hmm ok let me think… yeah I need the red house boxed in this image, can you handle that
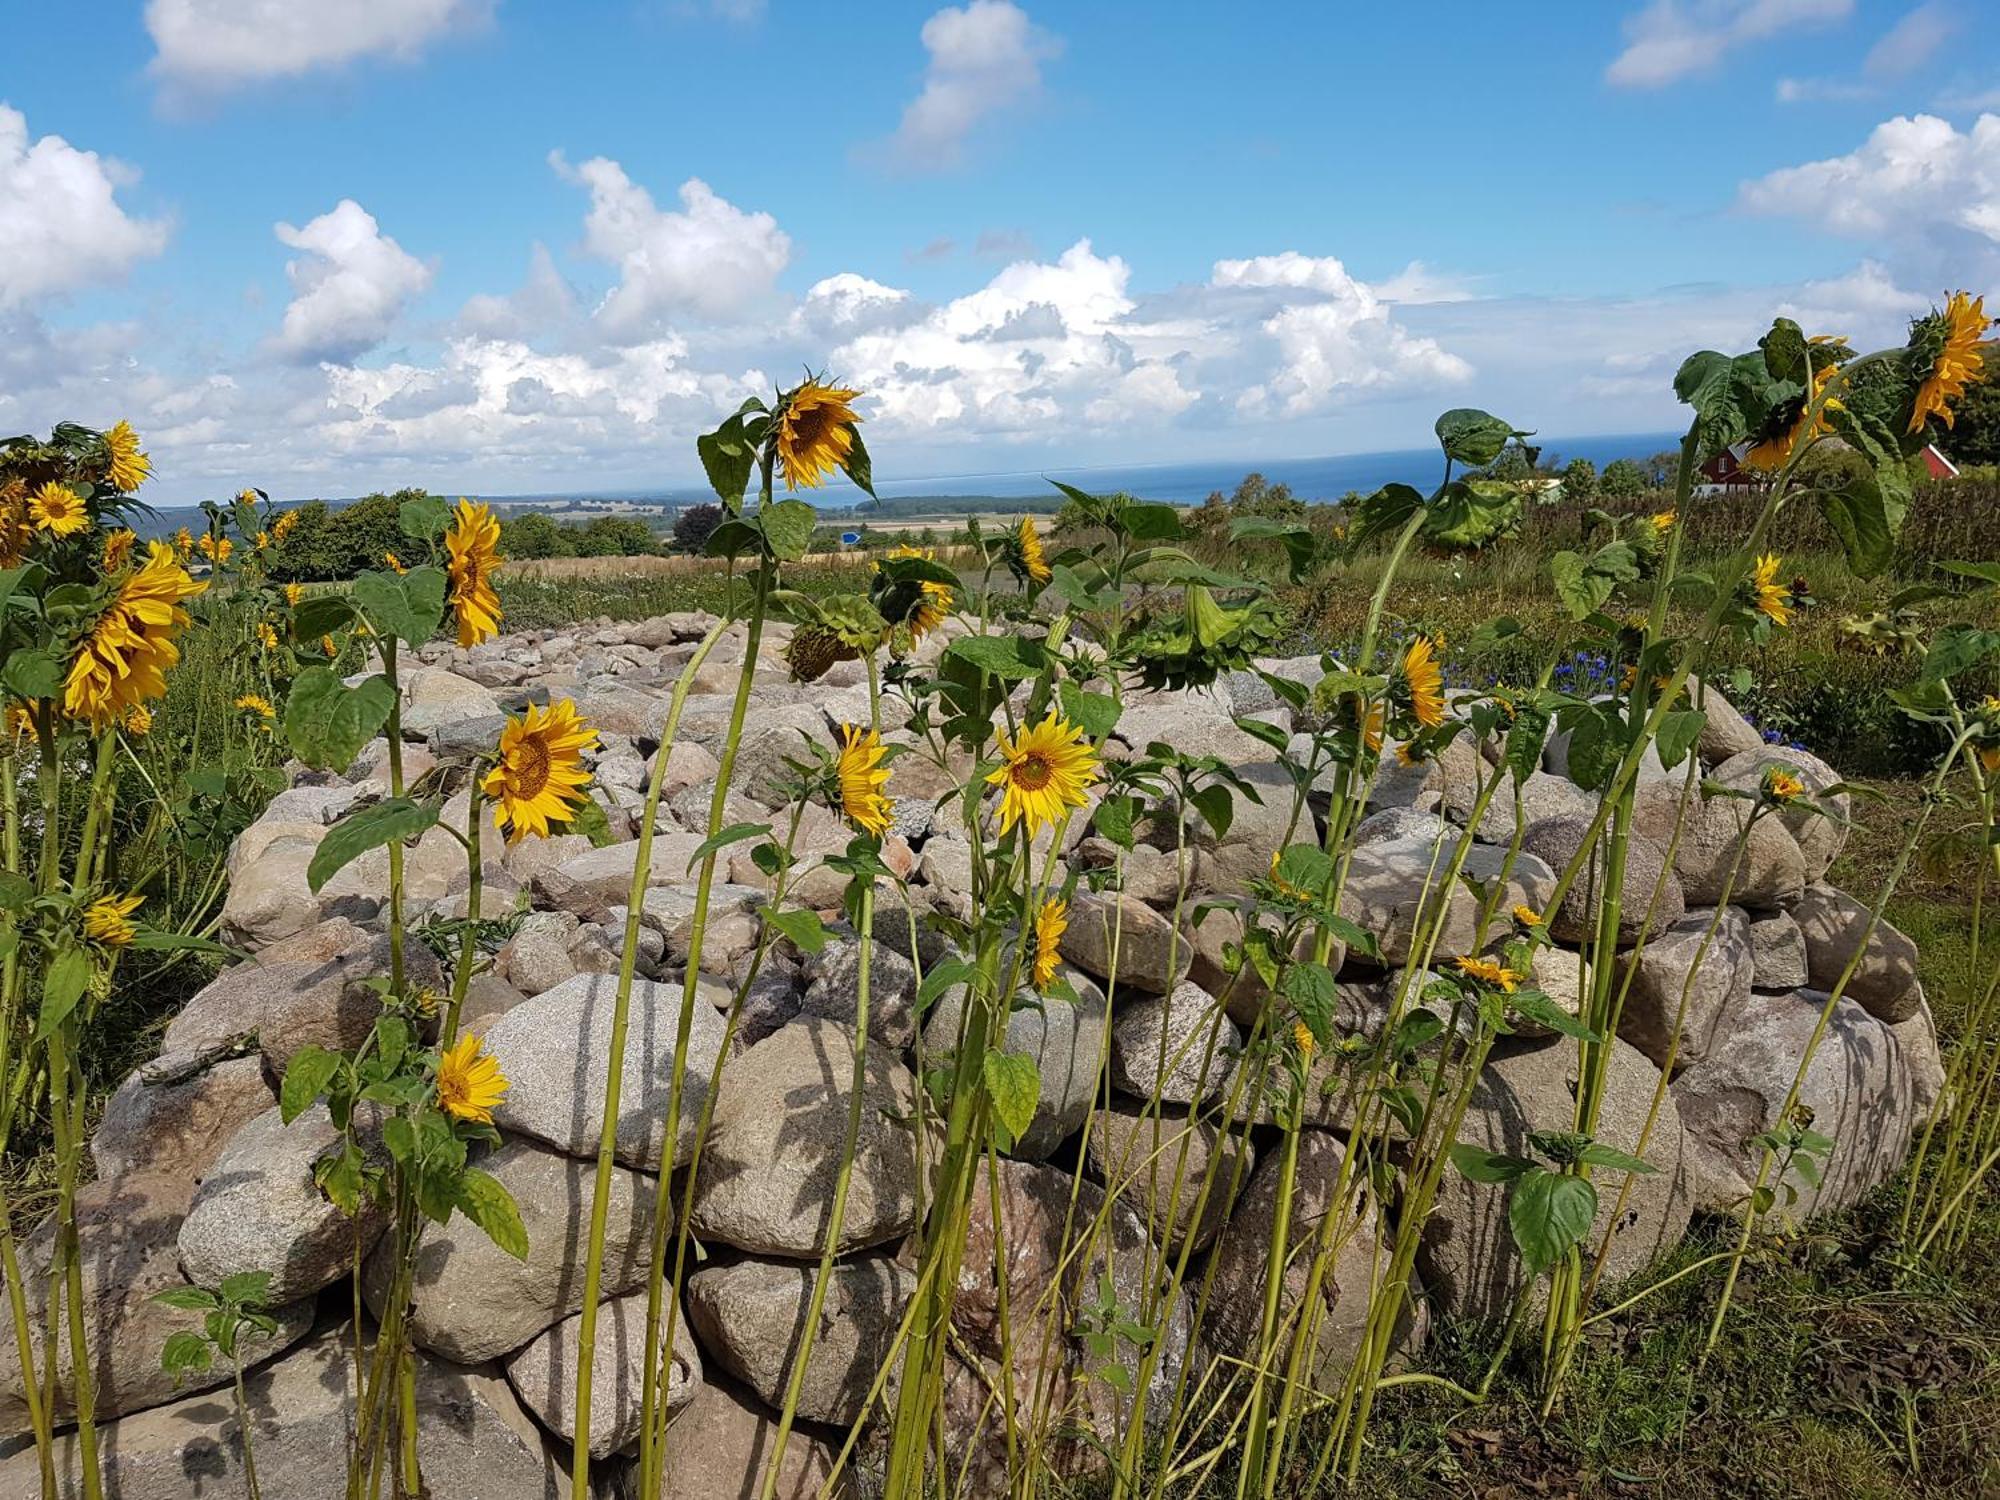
[1696,439,1959,494]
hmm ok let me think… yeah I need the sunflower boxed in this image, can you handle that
[83,892,143,947]
[271,509,300,543]
[1512,904,1545,929]
[1745,346,1845,471]
[284,582,304,606]
[1292,1020,1317,1058]
[1017,518,1051,584]
[1353,698,1385,755]
[1750,553,1790,627]
[0,483,30,566]
[30,483,86,538]
[198,535,233,566]
[103,421,150,493]
[1651,510,1677,533]
[101,530,135,572]
[883,544,953,639]
[1762,767,1805,804]
[987,711,1098,839]
[321,635,337,658]
[1400,635,1446,729]
[773,380,863,491]
[1453,955,1518,993]
[834,723,894,836]
[235,693,276,726]
[256,621,278,651]
[384,550,407,574]
[172,527,194,562]
[1394,740,1424,767]
[1032,897,1067,990]
[445,499,504,648]
[63,542,207,727]
[254,530,270,551]
[481,698,597,843]
[1908,292,1991,433]
[435,1033,509,1125]
[124,704,151,737]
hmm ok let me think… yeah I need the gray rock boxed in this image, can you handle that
[482,972,729,1171]
[800,929,922,1050]
[531,832,708,915]
[179,1103,390,1304]
[374,1138,658,1364]
[0,1173,312,1432]
[1617,907,1755,1070]
[91,1049,274,1187]
[217,822,326,950]
[500,909,584,994]
[1890,989,1947,1114]
[1520,813,1685,946]
[1711,746,1850,879]
[1185,761,1310,892]
[1203,1133,1422,1389]
[0,1332,573,1500]
[400,667,502,737]
[430,711,512,759]
[1421,1037,1693,1322]
[1747,908,1809,991]
[165,917,445,1076]
[1686,674,1766,765]
[1672,988,1924,1217]
[1793,882,1922,1022]
[690,1018,936,1257]
[686,1254,914,1427]
[923,961,1107,1159]
[1083,1101,1255,1254]
[633,1377,846,1500]
[503,1291,701,1458]
[1339,830,1557,965]
[730,702,833,805]
[1109,980,1243,1105]
[1059,889,1192,994]
[1630,779,1806,911]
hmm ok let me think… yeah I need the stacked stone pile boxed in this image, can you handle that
[3,611,1941,1497]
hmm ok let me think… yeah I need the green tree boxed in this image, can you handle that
[672,503,723,553]
[501,511,570,560]
[1559,457,1597,502]
[1230,472,1306,520]
[576,516,656,557]
[1937,377,2000,466]
[1600,458,1647,498]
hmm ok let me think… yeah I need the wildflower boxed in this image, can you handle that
[101,529,135,572]
[63,542,206,727]
[1401,635,1446,729]
[1513,904,1545,929]
[254,530,270,550]
[1032,897,1067,990]
[172,527,194,561]
[384,550,407,574]
[444,499,503,648]
[1750,553,1790,627]
[84,892,143,947]
[124,704,151,737]
[271,509,299,543]
[1907,292,1990,433]
[256,622,278,651]
[1453,955,1518,993]
[235,693,277,727]
[1651,510,1677,533]
[883,545,952,639]
[482,699,597,843]
[284,582,304,606]
[1762,766,1806,804]
[103,420,150,492]
[987,711,1098,839]
[435,1033,508,1124]
[773,379,863,491]
[1293,1019,1317,1058]
[1017,517,1051,584]
[198,535,233,566]
[834,723,894,836]
[29,482,86,538]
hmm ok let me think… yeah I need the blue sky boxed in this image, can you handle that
[1,1,1995,502]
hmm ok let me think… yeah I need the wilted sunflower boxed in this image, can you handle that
[883,544,953,639]
[987,711,1098,839]
[1400,635,1446,729]
[482,698,597,843]
[103,421,150,492]
[1032,897,1067,989]
[30,482,86,538]
[1453,955,1518,993]
[1908,292,1990,433]
[435,1033,508,1124]
[124,704,151,737]
[101,530,135,572]
[63,542,207,727]
[1017,518,1051,584]
[1750,553,1790,626]
[84,892,143,946]
[445,499,504,648]
[834,723,894,836]
[774,380,862,490]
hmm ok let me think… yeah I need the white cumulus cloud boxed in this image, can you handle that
[146,0,492,89]
[887,1,1060,170]
[0,105,170,309]
[271,199,433,364]
[556,156,791,336]
[1607,0,1852,88]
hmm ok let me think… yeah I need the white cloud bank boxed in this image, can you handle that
[1607,0,1852,88]
[145,0,493,90]
[1739,111,2000,246]
[0,105,170,309]
[272,200,435,364]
